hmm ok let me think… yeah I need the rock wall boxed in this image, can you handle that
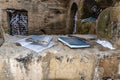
[97,6,120,47]
[48,53,96,80]
[0,34,120,80]
[0,9,4,46]
[0,54,43,80]
[0,0,68,35]
[0,50,97,80]
[0,0,100,35]
[0,34,96,80]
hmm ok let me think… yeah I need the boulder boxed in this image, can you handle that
[97,7,120,47]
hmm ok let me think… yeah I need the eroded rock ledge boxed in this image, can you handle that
[0,34,120,80]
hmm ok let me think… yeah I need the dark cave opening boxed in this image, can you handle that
[7,9,28,35]
[70,3,78,34]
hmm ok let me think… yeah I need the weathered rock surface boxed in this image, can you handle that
[0,0,100,35]
[0,34,120,80]
[0,0,68,34]
[97,7,120,47]
[0,0,120,80]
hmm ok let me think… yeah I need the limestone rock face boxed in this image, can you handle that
[0,10,4,46]
[48,53,96,80]
[0,34,97,80]
[0,34,120,80]
[98,57,119,79]
[0,0,102,35]
[114,1,120,7]
[97,7,120,47]
[0,52,96,80]
[0,29,4,46]
[0,0,68,35]
[0,60,7,80]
